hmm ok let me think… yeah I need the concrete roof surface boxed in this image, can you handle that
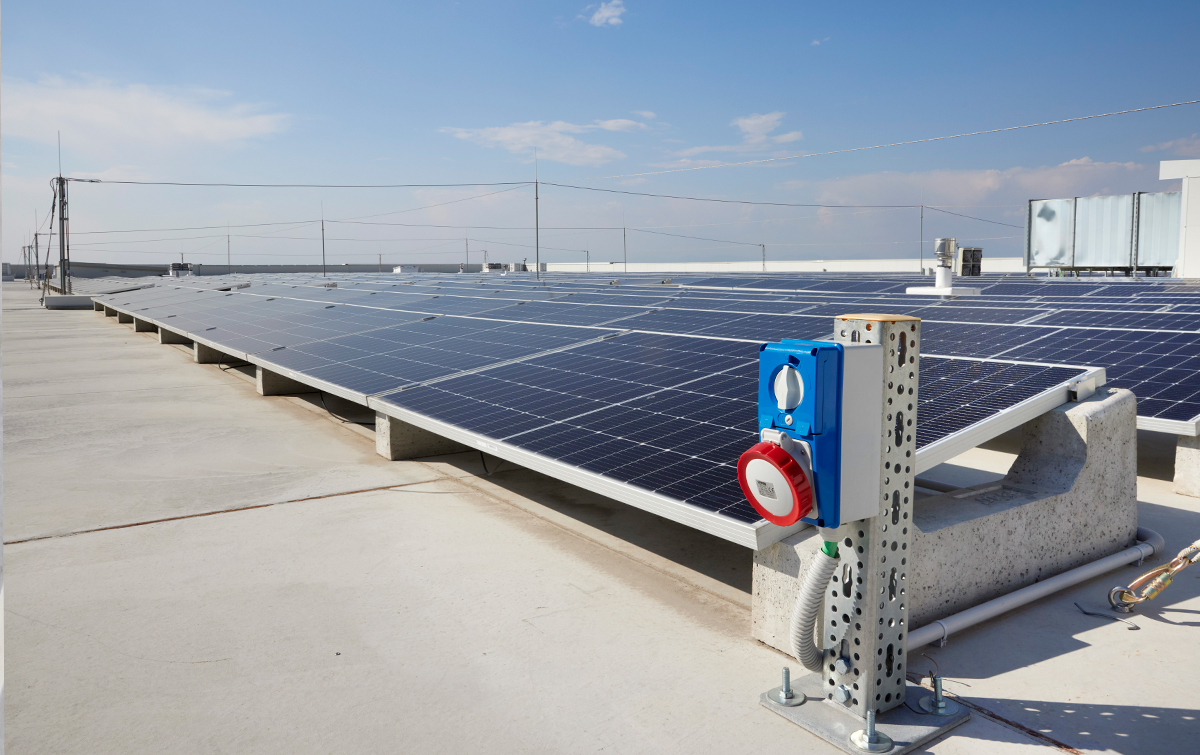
[4,282,1198,754]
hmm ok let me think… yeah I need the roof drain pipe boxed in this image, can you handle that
[908,527,1165,651]
[792,540,840,672]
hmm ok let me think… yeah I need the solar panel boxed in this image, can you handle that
[1035,310,1200,331]
[256,318,606,401]
[96,272,1198,545]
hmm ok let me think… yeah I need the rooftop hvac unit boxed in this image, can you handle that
[168,262,194,277]
[957,247,983,276]
[392,265,419,273]
[506,262,525,273]
[480,262,504,274]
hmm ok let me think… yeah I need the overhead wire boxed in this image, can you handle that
[628,227,764,247]
[62,95,1174,261]
[541,182,1019,227]
[569,97,1200,180]
[66,178,532,188]
[923,206,1023,228]
[334,184,531,221]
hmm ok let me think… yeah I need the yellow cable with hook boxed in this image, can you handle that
[1110,540,1200,611]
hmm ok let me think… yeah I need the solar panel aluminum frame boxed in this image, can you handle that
[1139,415,1200,436]
[92,290,1127,548]
[253,351,375,404]
[913,359,1108,473]
[363,395,806,549]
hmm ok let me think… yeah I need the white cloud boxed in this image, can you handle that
[811,37,830,46]
[1140,134,1200,158]
[800,158,1153,225]
[633,110,657,120]
[675,111,803,157]
[596,118,648,132]
[589,0,626,26]
[68,165,153,181]
[2,76,289,153]
[442,120,634,166]
[646,157,727,170]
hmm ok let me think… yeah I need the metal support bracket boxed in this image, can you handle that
[820,315,921,719]
[761,673,969,755]
[757,315,962,753]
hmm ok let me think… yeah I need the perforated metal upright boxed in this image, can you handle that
[824,314,921,719]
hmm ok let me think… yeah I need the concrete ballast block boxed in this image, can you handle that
[116,312,133,324]
[257,366,312,396]
[133,318,157,333]
[93,301,105,312]
[158,328,191,345]
[194,342,229,364]
[1174,434,1200,498]
[376,412,469,460]
[752,387,1138,653]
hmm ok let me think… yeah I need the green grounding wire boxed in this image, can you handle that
[822,540,839,558]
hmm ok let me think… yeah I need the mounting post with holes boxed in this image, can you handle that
[824,314,920,720]
[752,314,969,753]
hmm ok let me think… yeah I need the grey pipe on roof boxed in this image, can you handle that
[908,527,1165,651]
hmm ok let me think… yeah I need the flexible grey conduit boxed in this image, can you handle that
[791,549,839,672]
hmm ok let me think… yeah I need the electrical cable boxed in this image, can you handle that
[923,206,1023,229]
[478,451,502,475]
[571,97,1200,180]
[69,219,319,235]
[67,178,533,188]
[543,182,913,209]
[544,182,1019,227]
[336,184,531,222]
[628,227,764,247]
[316,391,377,427]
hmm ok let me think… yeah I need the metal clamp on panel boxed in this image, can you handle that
[1068,375,1097,402]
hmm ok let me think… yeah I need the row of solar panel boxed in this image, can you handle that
[97,283,1092,532]
[107,275,1200,425]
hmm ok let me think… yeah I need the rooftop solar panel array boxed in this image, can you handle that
[94,270,1130,547]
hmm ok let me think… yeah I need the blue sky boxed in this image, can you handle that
[4,1,1199,267]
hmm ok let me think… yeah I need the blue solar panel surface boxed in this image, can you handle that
[94,270,1200,532]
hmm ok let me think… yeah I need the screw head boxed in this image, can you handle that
[834,658,852,675]
[833,685,851,704]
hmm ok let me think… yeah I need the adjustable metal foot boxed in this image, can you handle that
[761,673,969,755]
[917,676,961,716]
[765,666,805,707]
[849,711,894,752]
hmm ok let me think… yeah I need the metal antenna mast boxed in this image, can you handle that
[321,202,327,277]
[534,148,540,281]
[623,227,628,274]
[919,205,924,273]
[33,209,40,288]
[57,177,70,293]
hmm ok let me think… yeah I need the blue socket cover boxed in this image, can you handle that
[758,339,844,528]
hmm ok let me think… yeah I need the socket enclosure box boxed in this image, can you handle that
[756,340,884,528]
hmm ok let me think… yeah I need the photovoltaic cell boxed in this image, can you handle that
[917,358,1088,447]
[94,273,1199,539]
[1035,310,1200,331]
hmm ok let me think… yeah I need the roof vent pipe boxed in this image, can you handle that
[934,238,957,289]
